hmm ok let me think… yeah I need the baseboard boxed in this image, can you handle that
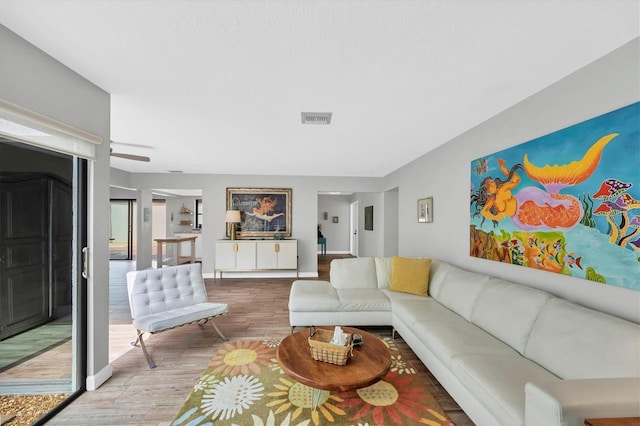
[298,272,319,278]
[86,363,113,391]
[204,271,318,279]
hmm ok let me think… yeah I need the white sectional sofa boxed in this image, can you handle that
[288,257,640,426]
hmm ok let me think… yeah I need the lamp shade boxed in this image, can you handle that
[225,210,241,223]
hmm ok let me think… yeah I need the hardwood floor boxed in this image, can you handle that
[43,255,474,425]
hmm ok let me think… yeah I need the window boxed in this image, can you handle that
[195,199,203,228]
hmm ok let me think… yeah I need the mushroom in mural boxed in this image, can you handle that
[593,200,625,243]
[592,178,632,199]
[620,216,640,250]
[592,179,640,247]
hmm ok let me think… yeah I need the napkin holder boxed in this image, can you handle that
[308,326,353,365]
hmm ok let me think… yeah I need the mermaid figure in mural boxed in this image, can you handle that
[514,133,618,230]
[470,159,523,228]
[471,133,618,231]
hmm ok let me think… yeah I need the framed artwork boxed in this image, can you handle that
[226,188,292,238]
[469,102,639,291]
[364,205,374,230]
[418,197,433,223]
[332,216,339,223]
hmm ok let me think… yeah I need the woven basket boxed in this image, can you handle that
[308,327,353,365]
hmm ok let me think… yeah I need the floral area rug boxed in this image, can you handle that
[171,338,454,426]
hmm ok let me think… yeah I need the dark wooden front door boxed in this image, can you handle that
[0,175,50,340]
[51,178,73,318]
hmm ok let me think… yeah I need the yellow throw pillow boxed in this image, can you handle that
[389,256,432,296]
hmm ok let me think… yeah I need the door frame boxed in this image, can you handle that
[0,139,88,417]
[350,201,359,257]
[109,199,135,260]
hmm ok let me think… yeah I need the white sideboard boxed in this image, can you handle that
[215,239,298,278]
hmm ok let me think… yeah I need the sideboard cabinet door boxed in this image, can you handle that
[236,241,257,270]
[255,241,277,269]
[276,240,297,269]
[256,240,297,269]
[215,241,256,270]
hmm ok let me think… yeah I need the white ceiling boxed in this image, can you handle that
[1,1,638,177]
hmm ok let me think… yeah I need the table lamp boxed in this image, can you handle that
[225,210,241,240]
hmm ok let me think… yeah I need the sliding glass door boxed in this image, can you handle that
[110,199,134,260]
[0,138,86,418]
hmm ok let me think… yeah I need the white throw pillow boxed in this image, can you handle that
[374,257,393,288]
[330,257,378,289]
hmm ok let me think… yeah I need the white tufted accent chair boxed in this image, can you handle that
[126,262,228,368]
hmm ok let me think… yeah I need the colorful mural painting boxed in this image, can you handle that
[470,102,640,291]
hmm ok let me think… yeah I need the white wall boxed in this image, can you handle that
[127,174,383,277]
[110,167,131,190]
[383,187,399,257]
[386,38,640,323]
[1,25,112,388]
[165,196,198,235]
[110,186,136,199]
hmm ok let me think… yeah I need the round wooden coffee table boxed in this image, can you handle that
[277,326,391,409]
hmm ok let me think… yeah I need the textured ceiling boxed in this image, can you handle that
[1,1,638,177]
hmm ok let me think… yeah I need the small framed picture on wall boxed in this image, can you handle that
[364,205,373,230]
[418,197,433,223]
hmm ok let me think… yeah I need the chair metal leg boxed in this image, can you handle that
[211,321,228,341]
[131,334,141,346]
[136,330,156,369]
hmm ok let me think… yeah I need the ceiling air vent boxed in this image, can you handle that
[301,112,332,125]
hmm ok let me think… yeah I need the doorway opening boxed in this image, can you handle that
[0,138,87,421]
[109,199,135,260]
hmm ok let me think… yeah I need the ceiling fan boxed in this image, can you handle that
[110,141,151,162]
